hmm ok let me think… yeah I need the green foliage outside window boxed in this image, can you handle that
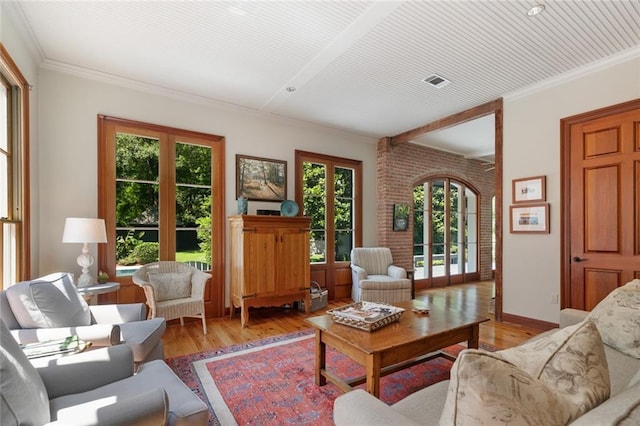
[115,134,212,267]
[302,163,355,263]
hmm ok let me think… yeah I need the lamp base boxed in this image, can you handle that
[76,246,95,288]
[77,273,94,288]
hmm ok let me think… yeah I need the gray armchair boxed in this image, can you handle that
[0,272,165,365]
[0,320,209,425]
[350,247,412,303]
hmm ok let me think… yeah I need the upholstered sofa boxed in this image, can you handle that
[0,272,166,365]
[335,279,640,425]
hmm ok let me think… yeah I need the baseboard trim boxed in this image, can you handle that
[501,312,557,332]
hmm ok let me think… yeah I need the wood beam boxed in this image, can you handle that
[390,99,502,146]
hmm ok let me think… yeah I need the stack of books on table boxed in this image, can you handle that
[21,336,91,359]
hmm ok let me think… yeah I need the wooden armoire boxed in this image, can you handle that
[229,215,311,327]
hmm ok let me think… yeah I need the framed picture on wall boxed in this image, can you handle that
[512,175,546,203]
[510,203,550,233]
[236,154,287,201]
[393,203,410,231]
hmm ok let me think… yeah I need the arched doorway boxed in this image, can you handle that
[413,177,480,286]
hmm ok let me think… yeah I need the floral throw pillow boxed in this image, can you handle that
[499,320,610,419]
[587,279,640,359]
[439,349,574,426]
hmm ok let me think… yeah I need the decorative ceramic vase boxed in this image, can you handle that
[237,196,248,215]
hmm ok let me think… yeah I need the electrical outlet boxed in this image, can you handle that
[551,293,559,304]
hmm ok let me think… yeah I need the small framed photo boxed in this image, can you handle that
[393,203,410,231]
[512,175,546,203]
[510,203,550,233]
[236,155,287,201]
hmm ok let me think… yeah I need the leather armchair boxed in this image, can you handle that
[1,272,166,365]
[0,321,209,425]
[350,247,412,303]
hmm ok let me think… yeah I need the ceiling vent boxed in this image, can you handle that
[423,74,451,89]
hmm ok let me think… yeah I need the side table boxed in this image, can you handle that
[77,282,120,303]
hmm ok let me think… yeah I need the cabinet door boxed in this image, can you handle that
[277,228,310,293]
[243,228,277,296]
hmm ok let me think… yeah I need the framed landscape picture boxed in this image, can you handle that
[512,175,546,203]
[236,155,287,201]
[510,203,550,233]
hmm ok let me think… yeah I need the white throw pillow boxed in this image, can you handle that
[5,272,91,328]
[586,278,640,359]
[499,320,610,419]
[439,349,574,426]
[148,271,192,302]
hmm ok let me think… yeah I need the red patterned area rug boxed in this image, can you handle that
[166,329,494,426]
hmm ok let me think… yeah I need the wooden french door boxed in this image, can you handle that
[561,99,640,311]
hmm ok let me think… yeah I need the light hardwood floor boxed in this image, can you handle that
[162,280,543,358]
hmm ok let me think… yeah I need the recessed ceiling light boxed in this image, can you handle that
[422,74,450,89]
[286,87,296,92]
[527,4,545,17]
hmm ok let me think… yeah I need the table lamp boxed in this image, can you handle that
[62,217,107,288]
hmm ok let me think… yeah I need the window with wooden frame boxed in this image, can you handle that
[0,44,30,289]
[295,150,362,299]
[97,116,226,317]
[413,178,480,286]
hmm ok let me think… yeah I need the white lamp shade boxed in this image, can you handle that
[62,218,107,243]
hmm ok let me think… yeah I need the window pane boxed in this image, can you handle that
[432,243,446,277]
[1,222,17,286]
[0,80,8,219]
[335,230,352,262]
[467,242,478,273]
[334,167,354,261]
[413,184,427,278]
[0,81,7,152]
[310,230,326,263]
[115,228,159,276]
[0,155,7,218]
[115,133,160,273]
[116,134,159,181]
[175,142,212,270]
[303,162,326,263]
[465,188,478,274]
[450,242,460,275]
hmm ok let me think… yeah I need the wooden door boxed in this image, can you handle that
[562,99,640,310]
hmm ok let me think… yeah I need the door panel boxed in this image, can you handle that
[584,269,620,311]
[245,230,276,294]
[564,101,640,310]
[584,165,619,253]
[279,228,310,293]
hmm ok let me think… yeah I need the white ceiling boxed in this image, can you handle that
[6,1,640,159]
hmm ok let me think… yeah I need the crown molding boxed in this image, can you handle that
[40,59,379,142]
[1,2,44,64]
[505,46,640,102]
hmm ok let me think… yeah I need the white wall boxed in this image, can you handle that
[36,68,378,302]
[503,51,640,324]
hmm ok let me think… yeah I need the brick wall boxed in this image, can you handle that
[376,138,495,284]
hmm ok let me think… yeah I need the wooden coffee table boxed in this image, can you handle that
[305,299,489,398]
